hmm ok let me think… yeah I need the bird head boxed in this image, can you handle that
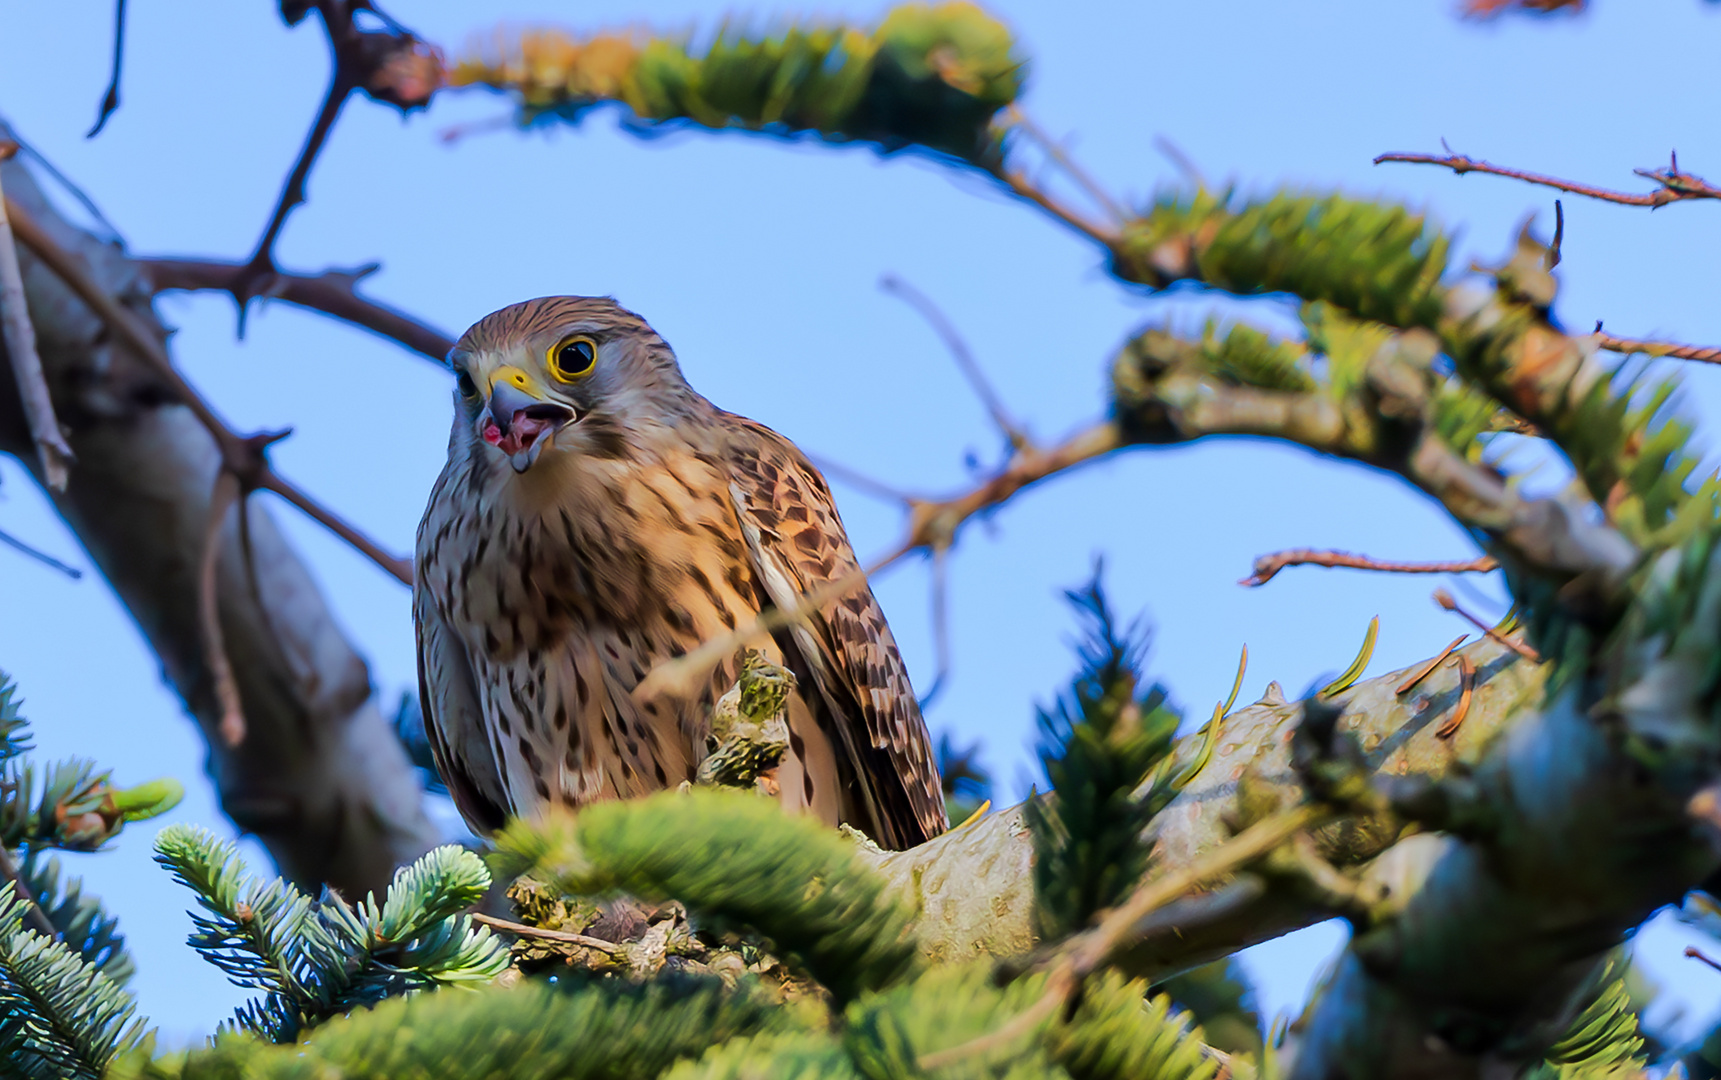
[446,296,690,474]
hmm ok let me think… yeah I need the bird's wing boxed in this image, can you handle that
[414,586,511,833]
[724,418,946,849]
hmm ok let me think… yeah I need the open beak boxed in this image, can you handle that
[482,378,578,473]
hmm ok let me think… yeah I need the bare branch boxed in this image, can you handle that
[1241,548,1499,588]
[469,912,620,954]
[5,196,413,585]
[806,453,919,505]
[0,145,73,491]
[141,257,455,363]
[1375,147,1721,208]
[918,803,1325,1073]
[0,141,438,893]
[229,1,442,317]
[920,543,951,709]
[1595,326,1721,365]
[86,0,129,138]
[880,274,1029,450]
[198,471,246,748]
[1686,946,1721,975]
[1003,105,1127,224]
[1433,589,1540,663]
[990,166,1119,246]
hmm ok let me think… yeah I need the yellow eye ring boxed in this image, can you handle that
[549,335,598,382]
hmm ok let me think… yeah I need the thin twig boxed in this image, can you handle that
[0,146,74,492]
[199,471,246,747]
[921,804,1322,1072]
[635,546,906,703]
[1241,548,1498,587]
[142,257,455,363]
[636,424,1123,702]
[230,0,440,321]
[805,454,919,505]
[86,0,129,138]
[1005,105,1128,224]
[469,912,620,954]
[1435,654,1474,739]
[1433,589,1540,663]
[991,167,1119,246]
[880,274,1029,450]
[919,543,951,709]
[0,848,59,939]
[1595,327,1721,365]
[1686,946,1721,975]
[1375,147,1721,208]
[5,195,414,585]
[0,526,82,579]
[1394,635,1467,696]
[1153,136,1206,188]
[1067,803,1324,977]
[916,969,1075,1070]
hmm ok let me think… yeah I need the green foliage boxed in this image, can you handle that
[493,788,919,1002]
[0,880,147,1080]
[16,850,133,987]
[1112,189,1451,332]
[450,2,1024,162]
[0,676,28,766]
[1524,956,1645,1080]
[1047,972,1220,1080]
[113,976,776,1080]
[1026,573,1180,939]
[154,826,510,1042]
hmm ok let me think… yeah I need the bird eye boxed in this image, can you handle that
[455,369,479,400]
[549,336,598,382]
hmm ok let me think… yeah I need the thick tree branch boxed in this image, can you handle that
[0,138,437,893]
[862,637,1544,975]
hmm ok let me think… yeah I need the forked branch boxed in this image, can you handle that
[229,1,442,317]
[5,196,413,585]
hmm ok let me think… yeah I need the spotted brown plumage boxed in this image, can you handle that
[415,296,947,849]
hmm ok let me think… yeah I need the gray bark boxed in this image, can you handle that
[0,133,437,894]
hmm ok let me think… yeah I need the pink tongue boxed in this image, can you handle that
[484,413,552,456]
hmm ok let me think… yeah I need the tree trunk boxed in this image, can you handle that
[0,132,437,895]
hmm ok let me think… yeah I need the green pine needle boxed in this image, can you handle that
[1026,571,1180,939]
[0,882,148,1080]
[493,787,919,1002]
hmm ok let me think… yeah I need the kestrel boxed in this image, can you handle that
[415,296,947,850]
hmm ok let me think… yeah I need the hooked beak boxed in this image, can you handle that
[481,376,579,473]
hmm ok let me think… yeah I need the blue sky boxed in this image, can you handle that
[3,0,1721,1048]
